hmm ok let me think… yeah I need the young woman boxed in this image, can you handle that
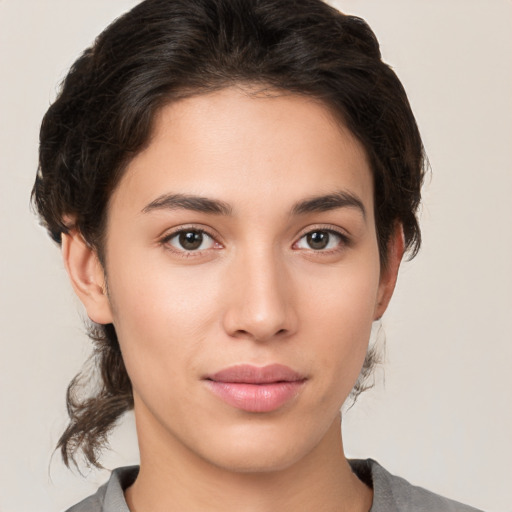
[32,0,483,510]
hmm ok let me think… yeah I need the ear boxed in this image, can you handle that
[61,230,113,325]
[374,224,405,320]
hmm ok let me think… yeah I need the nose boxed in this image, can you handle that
[222,247,298,342]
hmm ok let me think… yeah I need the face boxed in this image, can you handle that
[70,87,400,473]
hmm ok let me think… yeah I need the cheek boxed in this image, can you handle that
[105,251,223,386]
[300,250,380,332]
[299,259,380,398]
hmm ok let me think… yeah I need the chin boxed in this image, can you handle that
[210,446,304,474]
[195,421,327,475]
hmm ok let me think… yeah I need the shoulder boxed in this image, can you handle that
[64,466,138,512]
[349,459,484,512]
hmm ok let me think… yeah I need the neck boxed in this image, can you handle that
[125,411,372,512]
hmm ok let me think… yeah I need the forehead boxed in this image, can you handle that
[110,87,374,220]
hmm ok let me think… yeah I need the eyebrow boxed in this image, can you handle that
[141,190,366,218]
[142,193,233,215]
[291,191,366,219]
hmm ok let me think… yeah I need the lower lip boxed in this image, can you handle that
[204,380,305,413]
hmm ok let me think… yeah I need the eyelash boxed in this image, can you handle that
[293,226,351,254]
[159,225,350,257]
[159,226,220,258]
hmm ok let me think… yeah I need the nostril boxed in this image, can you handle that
[231,327,288,341]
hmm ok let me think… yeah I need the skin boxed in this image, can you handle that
[62,87,403,512]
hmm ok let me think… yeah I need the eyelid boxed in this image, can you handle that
[295,223,351,240]
[293,224,351,251]
[159,224,223,255]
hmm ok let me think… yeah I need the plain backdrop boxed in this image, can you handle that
[0,1,511,511]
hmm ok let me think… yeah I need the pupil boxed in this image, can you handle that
[179,231,203,250]
[307,231,329,250]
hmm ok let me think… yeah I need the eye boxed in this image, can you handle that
[295,229,345,251]
[165,229,216,252]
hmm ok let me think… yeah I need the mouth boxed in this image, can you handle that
[203,364,307,413]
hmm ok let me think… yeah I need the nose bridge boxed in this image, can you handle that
[223,241,296,341]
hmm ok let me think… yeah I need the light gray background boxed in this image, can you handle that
[1,1,511,511]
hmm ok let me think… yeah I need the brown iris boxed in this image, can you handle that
[179,230,204,250]
[306,231,330,250]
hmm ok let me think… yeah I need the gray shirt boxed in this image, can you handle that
[65,459,483,511]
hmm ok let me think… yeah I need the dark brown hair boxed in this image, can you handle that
[32,0,426,468]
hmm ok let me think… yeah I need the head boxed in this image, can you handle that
[33,0,425,469]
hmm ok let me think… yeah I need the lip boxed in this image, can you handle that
[203,364,307,413]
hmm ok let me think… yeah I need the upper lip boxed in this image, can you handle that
[205,364,306,384]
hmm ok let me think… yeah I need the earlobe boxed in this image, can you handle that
[374,224,405,320]
[61,230,113,325]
